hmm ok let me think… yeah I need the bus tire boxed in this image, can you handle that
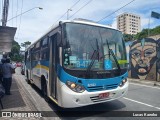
[41,76,49,102]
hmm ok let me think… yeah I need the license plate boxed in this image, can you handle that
[99,92,110,99]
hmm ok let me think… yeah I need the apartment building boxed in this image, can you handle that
[117,13,141,35]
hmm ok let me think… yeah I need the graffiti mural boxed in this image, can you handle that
[129,38,160,81]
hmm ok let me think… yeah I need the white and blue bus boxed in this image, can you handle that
[25,19,128,108]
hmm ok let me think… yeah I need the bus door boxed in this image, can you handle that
[49,34,58,99]
[26,49,32,80]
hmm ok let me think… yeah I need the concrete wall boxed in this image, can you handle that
[128,38,160,81]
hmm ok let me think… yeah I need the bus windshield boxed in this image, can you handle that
[63,23,127,71]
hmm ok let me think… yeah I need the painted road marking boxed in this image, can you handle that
[129,83,160,90]
[123,97,160,110]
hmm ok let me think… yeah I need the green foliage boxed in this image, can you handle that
[124,25,160,41]
[150,26,160,36]
[9,41,31,62]
[134,29,148,40]
[9,41,23,62]
[135,25,160,40]
[21,41,31,49]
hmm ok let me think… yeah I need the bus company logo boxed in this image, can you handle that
[2,112,12,117]
[87,83,96,87]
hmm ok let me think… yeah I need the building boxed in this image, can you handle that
[117,13,141,35]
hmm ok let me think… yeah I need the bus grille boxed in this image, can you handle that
[90,96,110,102]
[87,84,118,92]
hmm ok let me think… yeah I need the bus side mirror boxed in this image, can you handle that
[57,31,62,46]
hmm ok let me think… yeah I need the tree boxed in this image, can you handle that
[9,40,22,62]
[135,29,148,40]
[134,25,160,40]
[21,41,31,50]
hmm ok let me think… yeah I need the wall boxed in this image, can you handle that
[128,38,160,81]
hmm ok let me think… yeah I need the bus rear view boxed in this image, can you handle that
[59,21,128,108]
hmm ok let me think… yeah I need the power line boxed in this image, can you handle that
[53,0,81,24]
[12,0,13,25]
[16,0,23,39]
[70,0,81,9]
[16,0,19,27]
[69,0,93,19]
[97,0,136,23]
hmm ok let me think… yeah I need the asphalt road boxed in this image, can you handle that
[15,68,160,120]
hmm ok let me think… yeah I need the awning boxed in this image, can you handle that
[0,26,17,52]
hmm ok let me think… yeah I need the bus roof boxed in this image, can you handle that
[61,19,118,31]
[26,19,120,50]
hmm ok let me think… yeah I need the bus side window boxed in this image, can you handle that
[32,52,40,61]
[35,52,40,60]
[42,37,49,47]
[32,53,36,61]
[41,48,49,60]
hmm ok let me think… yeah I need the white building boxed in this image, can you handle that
[117,12,141,35]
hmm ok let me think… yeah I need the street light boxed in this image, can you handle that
[67,9,72,20]
[7,7,43,22]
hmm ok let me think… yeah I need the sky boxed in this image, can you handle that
[1,0,160,49]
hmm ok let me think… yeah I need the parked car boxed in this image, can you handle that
[16,62,22,67]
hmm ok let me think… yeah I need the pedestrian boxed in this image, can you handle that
[2,58,15,95]
[0,61,3,84]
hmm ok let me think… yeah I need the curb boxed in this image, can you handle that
[128,78,160,88]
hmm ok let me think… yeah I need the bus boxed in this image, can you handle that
[25,19,128,108]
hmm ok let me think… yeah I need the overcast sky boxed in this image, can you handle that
[1,0,160,48]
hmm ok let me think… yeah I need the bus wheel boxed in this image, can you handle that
[41,77,49,102]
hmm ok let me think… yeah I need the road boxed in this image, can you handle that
[15,68,160,120]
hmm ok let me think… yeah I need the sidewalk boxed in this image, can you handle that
[128,78,160,87]
[0,68,57,120]
[0,73,41,120]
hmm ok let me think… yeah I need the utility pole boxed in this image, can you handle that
[2,0,9,26]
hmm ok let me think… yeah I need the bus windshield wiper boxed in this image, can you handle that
[106,39,121,73]
[109,49,121,72]
[86,49,98,73]
[86,39,99,73]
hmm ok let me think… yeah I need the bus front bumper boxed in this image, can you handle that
[60,81,129,108]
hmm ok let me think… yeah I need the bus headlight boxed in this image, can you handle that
[119,78,127,87]
[66,81,85,93]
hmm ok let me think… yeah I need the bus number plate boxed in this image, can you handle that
[99,92,110,99]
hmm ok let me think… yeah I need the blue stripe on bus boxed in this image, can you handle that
[40,60,49,67]
[57,65,128,92]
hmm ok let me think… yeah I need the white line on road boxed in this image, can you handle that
[123,97,160,110]
[129,83,160,90]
